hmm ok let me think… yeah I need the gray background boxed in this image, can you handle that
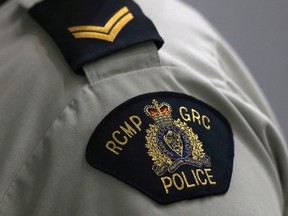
[183,0,288,141]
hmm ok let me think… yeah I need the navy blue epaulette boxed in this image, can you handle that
[30,0,164,74]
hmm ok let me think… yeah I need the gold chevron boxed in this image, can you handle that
[67,7,134,42]
[72,13,134,42]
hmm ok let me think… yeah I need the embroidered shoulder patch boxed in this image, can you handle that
[86,92,234,204]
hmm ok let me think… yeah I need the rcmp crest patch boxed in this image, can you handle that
[86,92,234,204]
[144,100,211,176]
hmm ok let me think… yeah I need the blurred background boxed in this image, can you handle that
[183,0,288,141]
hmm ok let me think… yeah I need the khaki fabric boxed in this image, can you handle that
[0,0,287,215]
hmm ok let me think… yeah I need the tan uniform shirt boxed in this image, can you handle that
[0,0,287,215]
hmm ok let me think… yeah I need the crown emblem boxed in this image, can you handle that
[144,100,173,127]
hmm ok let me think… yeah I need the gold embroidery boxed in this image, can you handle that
[179,106,211,130]
[68,7,134,42]
[105,115,142,155]
[144,100,211,176]
[160,168,217,194]
[145,119,210,174]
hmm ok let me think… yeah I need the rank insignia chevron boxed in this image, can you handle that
[67,6,134,42]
